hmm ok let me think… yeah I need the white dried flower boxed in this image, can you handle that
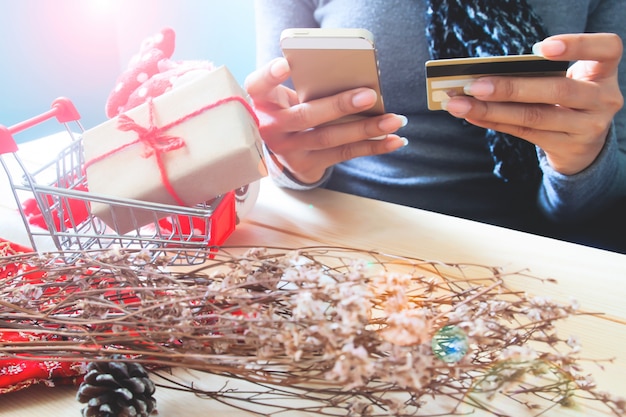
[499,345,539,362]
[292,290,327,321]
[530,295,551,306]
[447,303,471,323]
[566,335,582,352]
[383,344,434,390]
[380,308,431,346]
[333,281,373,329]
[526,307,543,322]
[460,317,491,339]
[11,283,43,303]
[326,341,375,390]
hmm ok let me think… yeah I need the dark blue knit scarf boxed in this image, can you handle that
[425,0,546,183]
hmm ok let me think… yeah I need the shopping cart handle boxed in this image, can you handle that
[0,97,81,154]
[51,97,81,123]
[0,125,18,154]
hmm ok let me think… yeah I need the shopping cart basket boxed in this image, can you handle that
[0,98,237,265]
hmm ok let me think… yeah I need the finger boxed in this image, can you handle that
[533,33,623,76]
[244,58,292,100]
[289,113,408,151]
[465,115,605,174]
[467,117,567,150]
[314,134,408,167]
[464,75,603,110]
[279,88,379,132]
[444,95,612,173]
[443,96,588,134]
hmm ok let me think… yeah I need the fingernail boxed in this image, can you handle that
[378,114,408,132]
[386,136,408,150]
[532,39,566,57]
[352,89,377,107]
[464,79,494,97]
[397,114,408,127]
[444,97,472,116]
[270,58,289,78]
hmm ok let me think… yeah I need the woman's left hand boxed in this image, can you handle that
[443,33,624,175]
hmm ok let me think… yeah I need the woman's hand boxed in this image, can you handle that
[443,33,624,175]
[244,57,408,184]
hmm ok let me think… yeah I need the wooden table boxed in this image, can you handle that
[1,137,625,416]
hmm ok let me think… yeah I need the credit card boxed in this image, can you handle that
[425,54,569,111]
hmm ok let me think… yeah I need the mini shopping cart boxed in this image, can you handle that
[0,98,237,265]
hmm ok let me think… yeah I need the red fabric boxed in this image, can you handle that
[105,27,215,118]
[21,180,89,232]
[0,238,86,393]
[105,27,176,118]
[0,331,85,394]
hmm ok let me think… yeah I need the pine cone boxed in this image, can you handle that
[77,357,157,417]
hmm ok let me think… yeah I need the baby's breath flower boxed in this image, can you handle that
[381,308,431,346]
[567,335,582,352]
[447,303,471,323]
[326,341,375,390]
[499,345,539,362]
[292,290,326,321]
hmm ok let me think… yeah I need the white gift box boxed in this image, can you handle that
[82,66,267,233]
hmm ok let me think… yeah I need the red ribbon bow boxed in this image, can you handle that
[117,112,186,159]
[116,99,187,204]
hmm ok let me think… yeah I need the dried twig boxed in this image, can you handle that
[0,246,624,416]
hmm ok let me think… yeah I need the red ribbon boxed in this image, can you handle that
[85,95,259,206]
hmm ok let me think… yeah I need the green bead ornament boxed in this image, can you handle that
[432,325,469,363]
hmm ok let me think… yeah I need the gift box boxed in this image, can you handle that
[82,66,267,234]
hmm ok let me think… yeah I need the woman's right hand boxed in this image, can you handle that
[244,57,408,184]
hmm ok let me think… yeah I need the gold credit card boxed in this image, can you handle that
[425,54,569,111]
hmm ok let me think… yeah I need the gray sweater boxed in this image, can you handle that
[254,0,626,245]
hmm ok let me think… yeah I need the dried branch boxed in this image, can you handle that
[1,246,623,416]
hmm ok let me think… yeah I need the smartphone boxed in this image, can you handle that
[280,28,385,124]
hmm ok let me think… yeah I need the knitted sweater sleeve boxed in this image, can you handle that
[538,125,626,221]
[253,0,329,190]
[537,0,626,221]
[254,0,318,68]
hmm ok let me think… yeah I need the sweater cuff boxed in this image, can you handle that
[537,123,619,221]
[263,145,332,191]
